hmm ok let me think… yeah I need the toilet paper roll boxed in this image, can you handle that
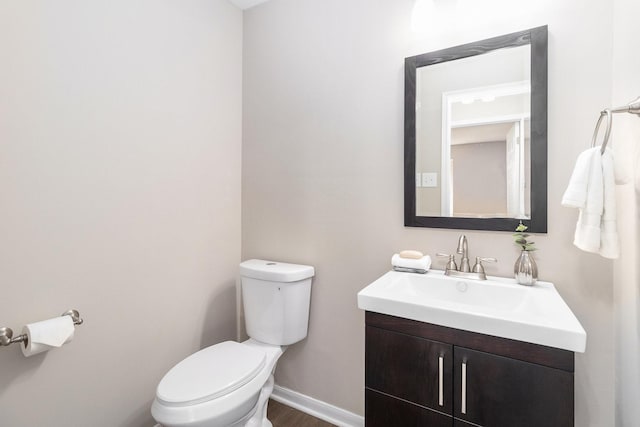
[21,316,75,357]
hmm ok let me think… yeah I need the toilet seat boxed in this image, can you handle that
[152,340,283,427]
[156,341,266,407]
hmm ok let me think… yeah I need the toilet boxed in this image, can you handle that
[151,259,314,427]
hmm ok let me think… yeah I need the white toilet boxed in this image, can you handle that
[151,259,314,427]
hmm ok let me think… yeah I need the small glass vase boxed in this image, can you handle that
[514,250,538,286]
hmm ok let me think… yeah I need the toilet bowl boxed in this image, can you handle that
[151,340,283,427]
[151,260,314,427]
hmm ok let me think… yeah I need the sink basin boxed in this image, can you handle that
[357,270,586,352]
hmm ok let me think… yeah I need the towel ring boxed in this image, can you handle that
[590,109,612,154]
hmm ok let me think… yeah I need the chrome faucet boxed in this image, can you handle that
[438,235,496,280]
[457,235,471,273]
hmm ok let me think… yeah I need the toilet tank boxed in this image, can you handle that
[239,259,315,346]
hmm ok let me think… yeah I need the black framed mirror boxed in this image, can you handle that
[404,26,547,232]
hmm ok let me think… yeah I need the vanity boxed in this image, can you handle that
[369,23,586,426]
[357,271,586,427]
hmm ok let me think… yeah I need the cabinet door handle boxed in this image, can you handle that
[461,361,467,415]
[438,356,444,406]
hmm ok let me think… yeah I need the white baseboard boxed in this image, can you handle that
[271,384,364,427]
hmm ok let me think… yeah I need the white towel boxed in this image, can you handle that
[391,254,432,272]
[561,148,599,208]
[574,148,603,253]
[600,149,619,258]
[561,147,619,258]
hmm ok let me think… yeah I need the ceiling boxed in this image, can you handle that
[229,0,271,10]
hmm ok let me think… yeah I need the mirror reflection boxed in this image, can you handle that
[415,45,531,219]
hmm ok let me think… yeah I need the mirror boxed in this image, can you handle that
[404,26,547,232]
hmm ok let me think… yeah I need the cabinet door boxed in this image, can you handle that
[453,347,573,427]
[366,388,452,427]
[366,325,453,413]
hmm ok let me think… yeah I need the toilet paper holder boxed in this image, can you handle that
[0,309,83,348]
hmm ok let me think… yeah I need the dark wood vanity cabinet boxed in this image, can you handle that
[365,312,575,427]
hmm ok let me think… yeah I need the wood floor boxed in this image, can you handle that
[268,399,336,427]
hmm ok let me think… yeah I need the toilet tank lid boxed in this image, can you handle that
[240,259,314,282]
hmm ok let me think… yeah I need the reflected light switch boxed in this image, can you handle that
[422,172,438,187]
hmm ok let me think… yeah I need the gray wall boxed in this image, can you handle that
[243,0,616,425]
[0,1,242,426]
[451,141,507,216]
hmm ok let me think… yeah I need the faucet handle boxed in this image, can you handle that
[472,257,497,274]
[436,253,458,272]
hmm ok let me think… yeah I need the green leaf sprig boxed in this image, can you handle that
[513,221,537,251]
